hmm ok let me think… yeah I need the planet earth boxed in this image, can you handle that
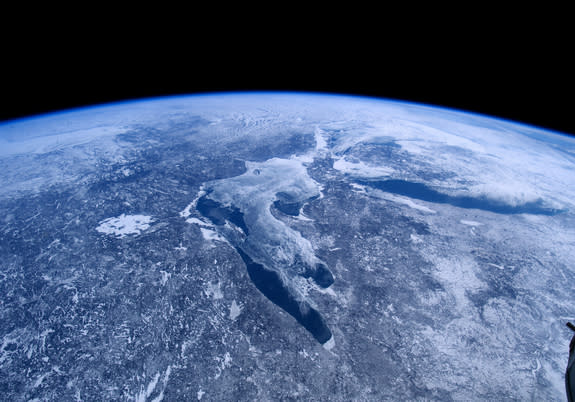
[0,92,574,401]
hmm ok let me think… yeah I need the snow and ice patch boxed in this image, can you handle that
[333,157,394,178]
[428,255,485,312]
[323,336,335,350]
[160,271,170,286]
[314,126,329,154]
[315,283,337,297]
[33,372,50,388]
[206,157,322,268]
[150,366,171,402]
[350,182,368,194]
[180,190,206,218]
[186,217,211,227]
[134,366,171,402]
[487,262,505,270]
[200,227,228,244]
[460,219,483,227]
[183,206,229,244]
[214,352,233,379]
[180,203,194,219]
[135,372,160,402]
[391,196,436,214]
[410,233,424,244]
[292,211,314,222]
[376,192,436,214]
[293,275,337,298]
[205,281,223,300]
[229,300,242,320]
[96,214,153,238]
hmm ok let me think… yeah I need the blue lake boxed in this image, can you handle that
[235,247,332,344]
[356,179,563,215]
[196,195,250,235]
[196,194,332,344]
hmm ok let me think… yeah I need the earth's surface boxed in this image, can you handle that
[0,92,574,401]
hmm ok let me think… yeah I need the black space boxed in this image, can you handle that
[2,32,573,137]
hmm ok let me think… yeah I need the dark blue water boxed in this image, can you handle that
[272,199,302,216]
[196,195,332,344]
[196,195,250,235]
[235,248,332,344]
[272,192,319,217]
[303,263,334,288]
[357,179,563,215]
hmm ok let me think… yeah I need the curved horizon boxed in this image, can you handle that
[1,90,574,139]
